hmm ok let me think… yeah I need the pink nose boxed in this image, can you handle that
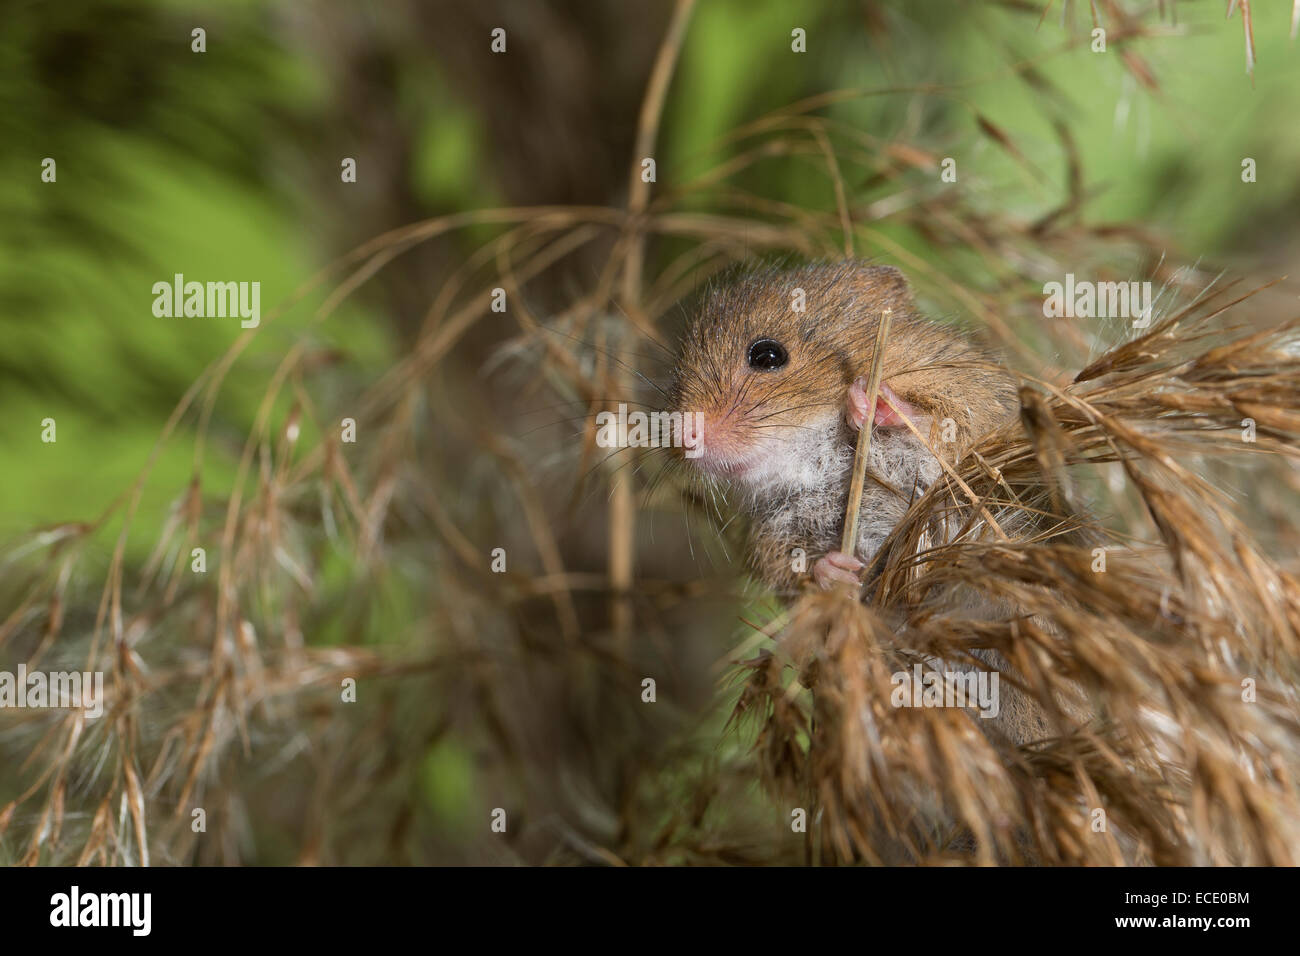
[680,415,703,450]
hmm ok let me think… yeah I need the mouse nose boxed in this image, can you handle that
[680,414,703,451]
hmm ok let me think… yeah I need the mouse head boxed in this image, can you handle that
[670,262,932,493]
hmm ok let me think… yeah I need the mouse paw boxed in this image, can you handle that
[845,377,872,432]
[813,551,865,590]
[846,378,925,432]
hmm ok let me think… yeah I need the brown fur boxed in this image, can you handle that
[671,261,1019,589]
[671,262,1078,752]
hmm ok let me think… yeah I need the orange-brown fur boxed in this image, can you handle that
[671,262,1072,750]
[671,261,1018,590]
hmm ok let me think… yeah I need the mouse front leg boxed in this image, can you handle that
[845,377,928,432]
[750,524,863,595]
[812,550,865,589]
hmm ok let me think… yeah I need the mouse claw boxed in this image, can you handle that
[813,551,865,590]
[845,377,871,432]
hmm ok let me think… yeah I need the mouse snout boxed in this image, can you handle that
[679,413,704,452]
[672,405,759,479]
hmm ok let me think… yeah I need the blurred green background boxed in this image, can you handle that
[5,1,1297,536]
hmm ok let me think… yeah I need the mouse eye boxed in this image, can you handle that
[747,338,788,371]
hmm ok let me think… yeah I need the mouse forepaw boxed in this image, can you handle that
[812,550,865,590]
[846,378,926,433]
[845,378,872,432]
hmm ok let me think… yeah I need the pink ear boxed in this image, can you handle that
[874,382,925,428]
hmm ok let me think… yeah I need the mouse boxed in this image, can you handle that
[669,260,1019,594]
[668,260,1075,752]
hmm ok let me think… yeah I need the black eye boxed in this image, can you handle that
[747,338,788,371]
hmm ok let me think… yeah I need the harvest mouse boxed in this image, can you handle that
[669,262,1071,750]
[670,261,1018,595]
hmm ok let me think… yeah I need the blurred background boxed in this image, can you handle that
[1,0,1298,864]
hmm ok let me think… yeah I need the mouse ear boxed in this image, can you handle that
[851,264,915,312]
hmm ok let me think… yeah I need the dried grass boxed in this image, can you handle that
[735,281,1300,864]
